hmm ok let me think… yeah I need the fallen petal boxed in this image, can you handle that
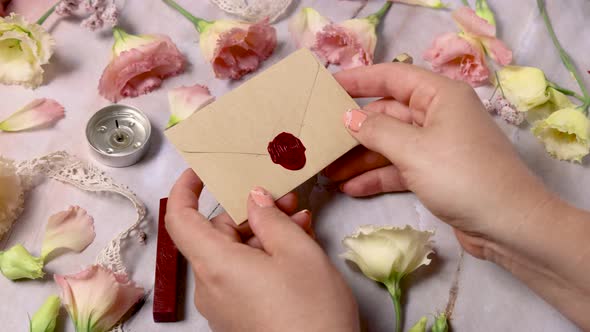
[0,98,64,132]
[167,84,215,128]
[41,206,95,260]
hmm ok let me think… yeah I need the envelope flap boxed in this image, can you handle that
[165,49,321,155]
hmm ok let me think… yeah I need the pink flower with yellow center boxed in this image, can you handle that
[55,265,144,332]
[98,27,186,102]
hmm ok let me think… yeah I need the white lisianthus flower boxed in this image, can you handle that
[342,225,434,332]
[0,14,55,88]
[388,0,446,9]
[532,108,590,163]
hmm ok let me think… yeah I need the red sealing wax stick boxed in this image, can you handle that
[153,198,181,322]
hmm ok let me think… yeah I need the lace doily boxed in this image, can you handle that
[210,0,293,22]
[14,151,146,332]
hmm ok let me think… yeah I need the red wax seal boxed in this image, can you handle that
[267,132,306,170]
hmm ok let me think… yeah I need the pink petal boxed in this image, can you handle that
[5,0,53,22]
[315,24,372,69]
[55,265,144,331]
[481,36,512,65]
[0,0,9,17]
[212,19,277,80]
[0,98,64,132]
[41,206,95,259]
[98,35,185,102]
[423,32,489,87]
[452,6,496,37]
[167,84,215,127]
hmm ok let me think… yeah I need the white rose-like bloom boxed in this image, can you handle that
[0,157,24,239]
[0,14,55,88]
[342,225,434,285]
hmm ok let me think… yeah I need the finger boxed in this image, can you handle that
[324,146,390,182]
[247,187,313,255]
[246,209,313,250]
[340,165,407,197]
[211,192,300,241]
[364,98,412,124]
[166,170,224,262]
[167,169,202,212]
[335,63,454,112]
[343,109,420,166]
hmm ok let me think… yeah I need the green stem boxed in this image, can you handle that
[461,0,470,7]
[36,2,58,25]
[162,0,212,33]
[538,0,590,112]
[494,71,505,98]
[547,81,586,102]
[385,282,402,332]
[365,1,393,26]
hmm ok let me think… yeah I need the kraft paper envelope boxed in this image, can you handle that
[165,48,359,224]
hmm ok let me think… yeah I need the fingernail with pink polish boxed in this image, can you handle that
[250,187,274,207]
[343,109,367,132]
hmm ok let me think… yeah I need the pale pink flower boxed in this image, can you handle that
[201,19,277,80]
[423,33,489,86]
[98,27,185,102]
[41,206,95,260]
[55,265,144,332]
[0,98,64,132]
[167,84,215,128]
[423,6,512,86]
[164,0,277,80]
[498,105,524,125]
[289,3,391,70]
[452,7,512,65]
[315,18,378,69]
[288,7,330,49]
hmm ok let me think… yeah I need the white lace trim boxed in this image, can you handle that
[14,151,146,332]
[209,0,293,22]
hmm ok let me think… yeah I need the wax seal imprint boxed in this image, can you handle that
[267,132,307,170]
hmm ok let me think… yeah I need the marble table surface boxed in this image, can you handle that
[1,0,588,331]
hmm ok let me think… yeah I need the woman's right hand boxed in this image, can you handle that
[326,63,590,330]
[326,63,554,258]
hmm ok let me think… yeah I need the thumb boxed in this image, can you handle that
[344,108,420,166]
[247,187,313,255]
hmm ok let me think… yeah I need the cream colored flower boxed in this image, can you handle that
[341,225,434,285]
[0,156,24,239]
[526,87,576,124]
[495,66,550,112]
[30,295,61,332]
[532,108,590,163]
[0,13,55,88]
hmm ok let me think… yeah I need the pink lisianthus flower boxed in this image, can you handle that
[423,33,489,86]
[289,3,391,70]
[163,0,276,80]
[423,5,512,86]
[55,265,144,332]
[98,27,185,102]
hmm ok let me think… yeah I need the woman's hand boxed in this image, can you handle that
[326,63,552,258]
[165,169,359,332]
[326,63,590,329]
